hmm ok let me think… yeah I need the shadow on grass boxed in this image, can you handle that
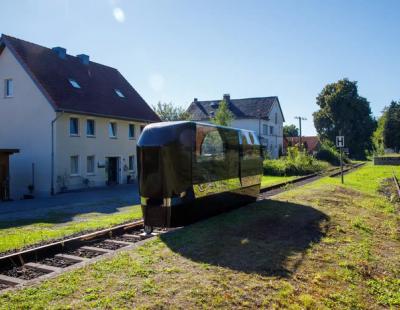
[161,199,329,277]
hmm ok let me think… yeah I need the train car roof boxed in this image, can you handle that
[144,121,256,134]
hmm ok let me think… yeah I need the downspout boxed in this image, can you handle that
[51,111,64,195]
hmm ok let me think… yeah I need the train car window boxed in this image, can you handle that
[200,131,224,157]
[251,132,260,145]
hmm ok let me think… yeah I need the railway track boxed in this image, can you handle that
[393,170,400,199]
[0,162,365,293]
[0,220,170,292]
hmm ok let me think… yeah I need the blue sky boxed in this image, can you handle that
[1,0,399,135]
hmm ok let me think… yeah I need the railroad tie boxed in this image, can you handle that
[80,246,114,254]
[24,262,62,273]
[54,253,90,262]
[0,274,27,286]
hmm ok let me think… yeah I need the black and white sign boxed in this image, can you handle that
[336,136,345,148]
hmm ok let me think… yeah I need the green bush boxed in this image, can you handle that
[316,141,349,166]
[263,147,329,176]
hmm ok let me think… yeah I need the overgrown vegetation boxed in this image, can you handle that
[264,146,329,176]
[315,141,349,166]
[1,165,398,309]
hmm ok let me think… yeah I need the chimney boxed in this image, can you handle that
[52,47,67,59]
[223,93,230,101]
[193,98,198,103]
[77,54,90,65]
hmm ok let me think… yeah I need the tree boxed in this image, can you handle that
[372,109,387,155]
[283,124,299,137]
[212,99,234,126]
[313,78,376,159]
[383,101,400,152]
[152,102,189,121]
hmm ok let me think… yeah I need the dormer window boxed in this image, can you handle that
[69,78,81,89]
[114,89,125,98]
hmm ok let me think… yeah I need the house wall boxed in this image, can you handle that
[232,101,284,159]
[0,46,56,199]
[54,113,146,192]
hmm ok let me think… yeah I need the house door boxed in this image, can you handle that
[107,157,119,185]
[0,153,9,201]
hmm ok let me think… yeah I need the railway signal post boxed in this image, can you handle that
[336,135,345,184]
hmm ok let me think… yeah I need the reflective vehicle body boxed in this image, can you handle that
[137,121,262,228]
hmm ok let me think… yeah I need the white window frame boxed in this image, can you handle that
[70,155,80,176]
[69,117,80,136]
[4,79,13,98]
[109,122,118,138]
[86,119,96,137]
[262,124,268,136]
[128,155,135,171]
[86,155,95,175]
[128,124,135,140]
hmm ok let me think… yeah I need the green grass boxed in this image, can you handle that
[0,204,142,253]
[0,164,399,309]
[261,175,298,188]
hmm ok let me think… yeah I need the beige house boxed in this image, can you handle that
[0,34,160,199]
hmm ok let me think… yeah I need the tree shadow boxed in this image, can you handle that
[160,199,329,277]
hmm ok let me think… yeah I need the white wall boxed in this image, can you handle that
[229,100,284,159]
[0,46,56,199]
[55,113,146,192]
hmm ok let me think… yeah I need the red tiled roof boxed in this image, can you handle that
[285,136,321,153]
[0,34,160,122]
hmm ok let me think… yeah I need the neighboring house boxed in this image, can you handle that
[186,94,285,158]
[0,34,160,199]
[284,136,321,155]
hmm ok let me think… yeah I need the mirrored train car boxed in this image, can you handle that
[137,121,263,232]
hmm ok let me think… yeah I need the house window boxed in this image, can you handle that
[109,122,117,138]
[86,119,95,137]
[128,155,135,171]
[5,79,13,97]
[70,155,79,175]
[275,112,278,125]
[270,126,274,135]
[70,118,79,136]
[87,155,95,174]
[262,124,268,135]
[128,124,135,139]
[114,89,125,98]
[68,78,81,89]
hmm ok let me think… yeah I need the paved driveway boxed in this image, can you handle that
[0,184,140,222]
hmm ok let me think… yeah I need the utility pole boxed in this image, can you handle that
[294,116,307,150]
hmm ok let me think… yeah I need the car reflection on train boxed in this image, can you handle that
[137,121,263,233]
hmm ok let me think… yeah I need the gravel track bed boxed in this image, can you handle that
[39,257,77,268]
[1,266,50,280]
[92,241,127,250]
[66,248,102,258]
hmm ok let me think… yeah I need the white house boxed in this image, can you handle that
[0,34,160,200]
[186,94,285,158]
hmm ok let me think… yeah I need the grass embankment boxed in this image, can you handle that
[261,175,298,188]
[0,203,142,253]
[1,164,399,309]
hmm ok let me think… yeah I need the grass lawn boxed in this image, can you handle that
[261,175,298,188]
[0,203,142,254]
[1,164,399,309]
